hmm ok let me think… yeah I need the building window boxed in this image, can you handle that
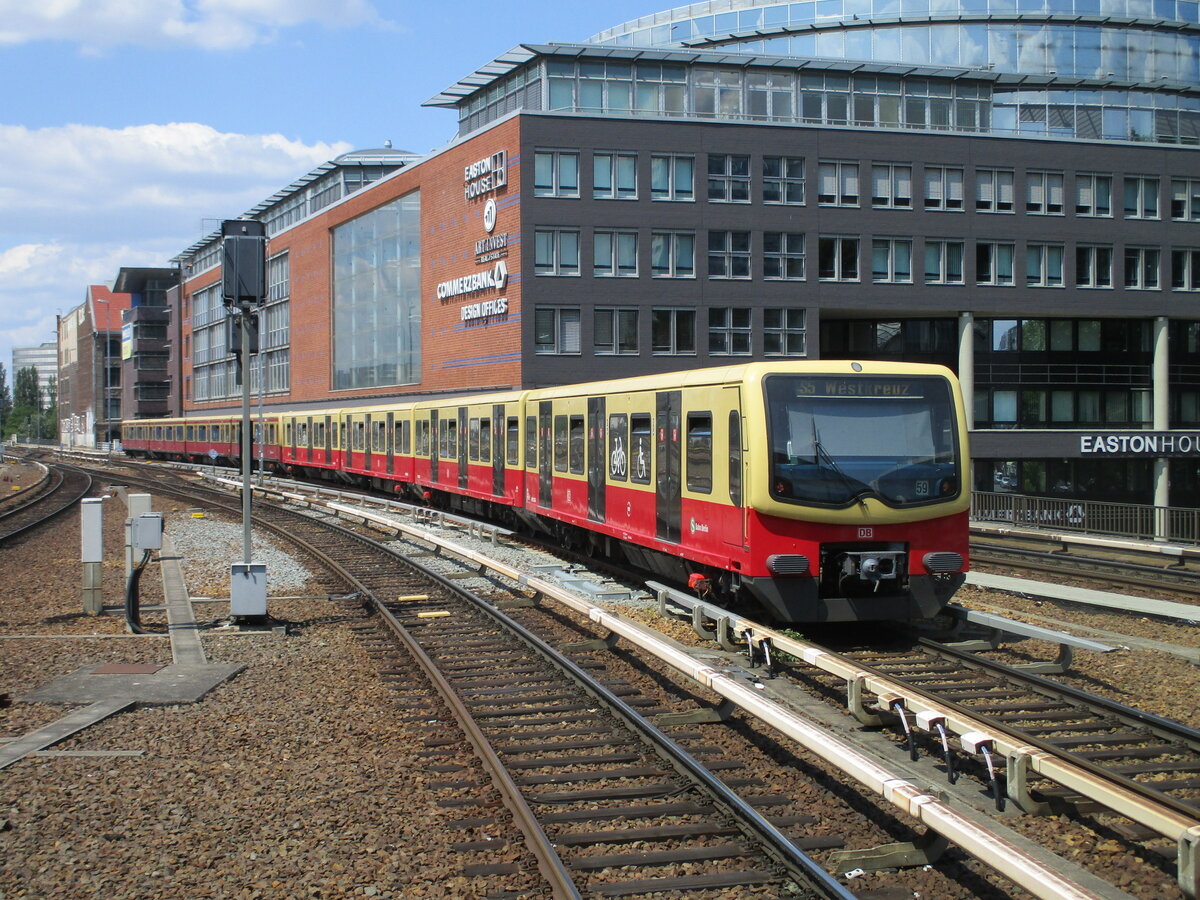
[534,307,581,354]
[1124,247,1161,289]
[534,150,579,198]
[975,169,1014,213]
[871,239,913,283]
[695,68,743,118]
[707,154,750,202]
[976,242,1015,285]
[1123,176,1159,219]
[593,152,637,200]
[818,236,859,281]
[1026,171,1064,214]
[924,166,964,211]
[763,232,805,280]
[534,229,580,276]
[747,71,794,120]
[595,308,639,354]
[818,161,859,206]
[1026,244,1064,287]
[1075,245,1113,288]
[763,156,804,204]
[871,164,912,209]
[267,252,289,302]
[708,308,752,355]
[924,240,964,284]
[1171,249,1200,291]
[650,154,694,201]
[1171,179,1200,221]
[763,308,806,356]
[651,308,696,354]
[593,230,638,277]
[1076,173,1112,217]
[651,231,696,278]
[707,231,751,279]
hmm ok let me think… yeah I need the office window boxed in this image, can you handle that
[593,230,638,277]
[764,308,806,356]
[267,252,289,302]
[707,154,750,202]
[924,240,964,284]
[651,231,696,277]
[1076,173,1112,217]
[1123,176,1159,219]
[534,150,579,197]
[650,154,694,201]
[976,242,1015,285]
[1026,244,1064,287]
[1026,171,1064,214]
[1171,249,1200,291]
[594,152,637,200]
[924,166,964,210]
[818,161,859,206]
[975,169,1014,212]
[708,308,752,355]
[534,307,581,354]
[763,232,805,280]
[651,308,696,354]
[871,164,912,209]
[707,231,751,279]
[534,229,580,276]
[1124,247,1161,289]
[1171,179,1200,221]
[763,156,804,204]
[595,308,639,354]
[872,239,913,282]
[1075,246,1113,288]
[1123,247,1161,289]
[818,236,859,281]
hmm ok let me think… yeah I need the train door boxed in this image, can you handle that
[324,414,333,463]
[492,404,505,497]
[430,409,440,483]
[305,416,314,462]
[458,407,469,489]
[386,412,395,474]
[366,414,375,472]
[724,389,745,550]
[538,401,553,507]
[587,396,606,523]
[656,391,682,543]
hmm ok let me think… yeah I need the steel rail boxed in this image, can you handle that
[0,464,91,545]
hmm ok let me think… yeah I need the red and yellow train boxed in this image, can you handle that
[122,361,970,622]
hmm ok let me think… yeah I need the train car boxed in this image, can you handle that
[339,402,415,491]
[524,361,969,623]
[412,391,526,514]
[281,409,342,477]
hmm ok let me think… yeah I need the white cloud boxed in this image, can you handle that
[0,0,386,51]
[0,121,353,373]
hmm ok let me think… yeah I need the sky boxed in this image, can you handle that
[0,0,660,382]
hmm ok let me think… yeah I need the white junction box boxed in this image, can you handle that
[131,513,163,551]
[230,562,267,617]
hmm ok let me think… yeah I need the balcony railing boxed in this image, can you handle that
[972,491,1200,544]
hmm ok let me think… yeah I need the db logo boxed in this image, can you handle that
[858,527,873,539]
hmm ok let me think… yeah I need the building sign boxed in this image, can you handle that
[1080,432,1200,457]
[436,260,508,300]
[461,297,508,322]
[121,322,133,360]
[463,151,507,201]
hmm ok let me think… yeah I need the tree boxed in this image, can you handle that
[14,366,40,411]
[0,363,10,437]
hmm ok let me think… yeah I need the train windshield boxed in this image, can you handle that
[764,374,960,508]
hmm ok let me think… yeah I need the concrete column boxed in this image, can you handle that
[1153,317,1170,537]
[81,498,104,616]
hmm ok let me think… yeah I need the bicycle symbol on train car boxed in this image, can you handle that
[610,436,626,478]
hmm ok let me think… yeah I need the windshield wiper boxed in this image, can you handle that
[812,424,874,504]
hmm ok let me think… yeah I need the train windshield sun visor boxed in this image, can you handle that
[765,374,960,508]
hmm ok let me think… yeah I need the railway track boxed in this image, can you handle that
[0,462,92,545]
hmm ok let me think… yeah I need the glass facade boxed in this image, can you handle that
[331,192,422,390]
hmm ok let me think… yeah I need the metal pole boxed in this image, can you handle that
[257,349,265,485]
[241,306,252,565]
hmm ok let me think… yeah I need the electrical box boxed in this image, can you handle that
[131,513,163,551]
[81,497,104,563]
[231,562,267,617]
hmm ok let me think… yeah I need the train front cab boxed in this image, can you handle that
[738,362,971,623]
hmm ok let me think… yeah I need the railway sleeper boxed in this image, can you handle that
[827,828,951,875]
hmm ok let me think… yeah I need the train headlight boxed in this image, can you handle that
[766,554,810,575]
[923,551,964,573]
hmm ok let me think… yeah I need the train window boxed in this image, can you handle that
[186,426,194,441]
[569,415,585,474]
[608,414,628,481]
[176,426,184,441]
[372,420,386,452]
[286,423,293,445]
[686,413,713,494]
[354,421,366,451]
[416,420,430,456]
[630,414,652,484]
[525,416,538,468]
[315,422,325,446]
[468,418,479,460]
[554,415,569,472]
[446,418,457,456]
[728,411,743,507]
[270,424,278,445]
[154,426,163,441]
[437,419,448,457]
[479,417,491,463]
[298,422,309,446]
[394,421,406,454]
[506,417,520,466]
[198,425,208,441]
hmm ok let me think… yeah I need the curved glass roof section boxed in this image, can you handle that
[589,0,1200,85]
